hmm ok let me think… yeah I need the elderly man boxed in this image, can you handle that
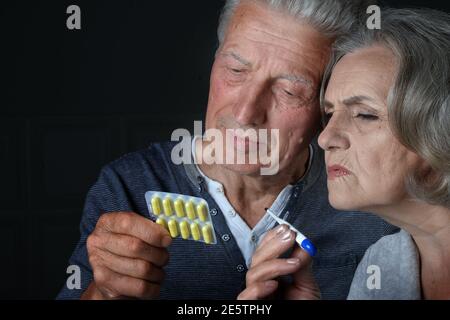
[58,0,396,300]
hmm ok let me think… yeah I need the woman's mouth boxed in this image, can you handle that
[327,165,352,180]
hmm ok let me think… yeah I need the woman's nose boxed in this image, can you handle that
[318,114,350,152]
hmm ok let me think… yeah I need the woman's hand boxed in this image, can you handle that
[237,224,321,300]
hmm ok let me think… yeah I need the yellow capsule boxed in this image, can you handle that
[156,218,167,230]
[179,221,190,240]
[174,198,186,218]
[151,197,162,215]
[163,197,173,216]
[190,222,201,241]
[197,202,208,222]
[168,219,179,238]
[185,200,197,220]
[202,224,214,244]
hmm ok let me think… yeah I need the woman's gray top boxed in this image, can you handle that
[347,229,422,300]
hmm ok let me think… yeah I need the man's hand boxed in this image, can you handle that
[237,224,320,300]
[82,212,172,300]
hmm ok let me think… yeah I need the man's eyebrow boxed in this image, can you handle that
[279,74,312,87]
[342,95,375,106]
[221,51,252,67]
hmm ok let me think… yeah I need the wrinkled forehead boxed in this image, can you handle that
[221,2,333,80]
[227,3,330,49]
[327,46,398,103]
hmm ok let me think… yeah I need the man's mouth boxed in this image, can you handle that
[225,128,263,152]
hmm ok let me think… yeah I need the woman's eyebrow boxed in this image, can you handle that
[322,100,334,111]
[323,96,379,112]
[342,95,376,107]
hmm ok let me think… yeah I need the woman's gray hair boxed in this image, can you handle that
[320,8,450,208]
[217,0,377,44]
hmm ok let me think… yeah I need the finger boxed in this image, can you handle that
[95,249,165,283]
[251,229,296,267]
[89,232,169,267]
[290,245,313,267]
[258,224,290,248]
[290,246,318,291]
[237,281,279,300]
[98,212,172,248]
[94,265,161,300]
[246,258,302,285]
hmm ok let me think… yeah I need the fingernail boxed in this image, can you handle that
[281,230,292,241]
[287,258,300,265]
[265,281,278,289]
[275,224,286,235]
[162,235,172,247]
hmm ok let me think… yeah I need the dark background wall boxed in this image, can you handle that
[1,0,448,299]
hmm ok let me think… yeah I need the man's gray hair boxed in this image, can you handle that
[321,8,450,208]
[217,0,376,44]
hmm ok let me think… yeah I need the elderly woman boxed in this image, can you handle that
[238,8,449,300]
[318,7,450,299]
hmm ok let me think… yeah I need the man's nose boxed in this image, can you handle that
[232,81,270,126]
[318,113,350,152]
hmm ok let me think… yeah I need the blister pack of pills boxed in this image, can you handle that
[145,191,217,245]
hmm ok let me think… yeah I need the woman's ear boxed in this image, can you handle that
[415,159,439,187]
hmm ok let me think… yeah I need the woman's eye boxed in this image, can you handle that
[356,113,379,121]
[284,90,294,96]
